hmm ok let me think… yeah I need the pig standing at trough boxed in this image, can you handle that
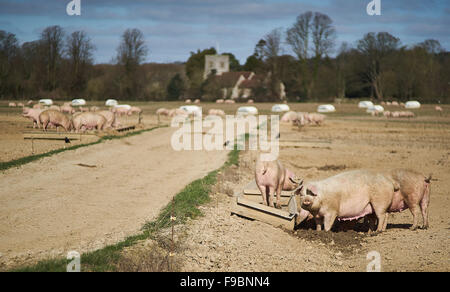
[388,169,432,230]
[22,107,44,129]
[98,110,118,129]
[39,110,72,132]
[255,157,303,209]
[72,112,107,132]
[295,170,397,232]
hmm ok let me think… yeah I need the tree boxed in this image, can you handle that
[357,32,400,100]
[65,31,95,97]
[185,47,217,97]
[0,31,19,97]
[286,11,336,99]
[116,28,148,99]
[260,28,284,100]
[167,73,185,101]
[40,25,65,91]
[117,28,148,71]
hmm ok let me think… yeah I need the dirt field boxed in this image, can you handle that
[0,101,449,271]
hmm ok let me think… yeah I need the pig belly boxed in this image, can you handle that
[337,204,374,222]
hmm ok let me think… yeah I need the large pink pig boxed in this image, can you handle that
[22,107,44,128]
[39,110,72,132]
[388,169,432,230]
[255,157,303,209]
[295,170,396,232]
[72,112,106,132]
[98,110,118,129]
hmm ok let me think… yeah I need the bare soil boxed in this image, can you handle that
[176,113,449,272]
[0,101,449,271]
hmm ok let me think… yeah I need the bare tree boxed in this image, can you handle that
[41,25,65,91]
[312,12,336,59]
[418,39,444,54]
[66,31,95,96]
[259,28,284,100]
[286,11,312,61]
[357,32,400,100]
[117,28,148,72]
[286,11,335,99]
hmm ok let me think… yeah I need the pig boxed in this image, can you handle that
[79,106,89,112]
[247,99,254,104]
[435,106,443,112]
[281,111,298,123]
[8,102,16,107]
[27,100,34,105]
[388,169,432,230]
[169,108,188,118]
[128,106,142,115]
[17,102,24,107]
[72,112,106,132]
[98,110,118,129]
[49,105,60,111]
[39,110,72,132]
[255,156,303,209]
[215,99,224,104]
[392,101,399,106]
[33,103,43,109]
[112,107,129,117]
[308,113,326,125]
[208,109,225,117]
[22,107,44,128]
[194,99,201,104]
[61,105,75,114]
[185,99,192,103]
[225,99,235,104]
[156,108,170,117]
[295,170,396,232]
[90,106,100,112]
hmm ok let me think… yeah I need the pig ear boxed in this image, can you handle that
[307,185,318,196]
[289,177,303,186]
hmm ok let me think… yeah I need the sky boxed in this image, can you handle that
[0,0,449,64]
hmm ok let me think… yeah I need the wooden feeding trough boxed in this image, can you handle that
[23,131,100,142]
[278,139,332,149]
[231,180,298,229]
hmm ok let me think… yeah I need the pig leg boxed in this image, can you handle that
[315,216,323,231]
[267,186,276,208]
[409,204,421,230]
[257,184,268,205]
[275,184,282,209]
[420,187,430,229]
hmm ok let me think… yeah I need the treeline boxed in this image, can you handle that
[0,13,449,103]
[235,12,449,103]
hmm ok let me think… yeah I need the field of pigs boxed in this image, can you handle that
[0,101,449,271]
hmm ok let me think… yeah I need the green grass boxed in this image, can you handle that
[9,141,242,272]
[0,126,167,172]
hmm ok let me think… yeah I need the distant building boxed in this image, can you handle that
[204,55,230,79]
[203,54,286,100]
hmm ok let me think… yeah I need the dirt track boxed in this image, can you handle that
[0,127,228,269]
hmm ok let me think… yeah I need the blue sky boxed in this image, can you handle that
[0,0,448,64]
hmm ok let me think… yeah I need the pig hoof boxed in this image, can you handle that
[410,226,418,231]
[275,203,282,209]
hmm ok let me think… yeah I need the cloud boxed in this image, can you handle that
[0,0,448,63]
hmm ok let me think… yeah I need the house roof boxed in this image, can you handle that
[213,71,253,88]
